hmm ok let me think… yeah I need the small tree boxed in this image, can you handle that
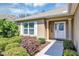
[0,19,19,37]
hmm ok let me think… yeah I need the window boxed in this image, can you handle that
[23,22,37,36]
[24,23,28,34]
[29,29,34,35]
[29,22,34,28]
[24,29,28,34]
[24,23,28,28]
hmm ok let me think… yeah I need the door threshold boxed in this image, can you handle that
[53,38,65,41]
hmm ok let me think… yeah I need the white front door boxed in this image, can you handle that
[54,22,66,39]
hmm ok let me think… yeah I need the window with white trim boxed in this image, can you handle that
[23,22,37,36]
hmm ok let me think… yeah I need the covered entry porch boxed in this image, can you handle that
[46,16,73,41]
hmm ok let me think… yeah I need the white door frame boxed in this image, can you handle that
[54,21,66,39]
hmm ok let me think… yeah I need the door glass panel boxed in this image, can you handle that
[59,23,64,31]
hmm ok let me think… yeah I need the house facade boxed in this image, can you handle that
[15,3,79,52]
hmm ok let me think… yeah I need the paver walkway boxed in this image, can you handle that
[36,40,64,56]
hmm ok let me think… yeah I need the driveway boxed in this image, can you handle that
[36,40,64,56]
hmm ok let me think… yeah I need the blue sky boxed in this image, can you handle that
[0,3,67,17]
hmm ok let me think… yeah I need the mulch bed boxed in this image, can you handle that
[21,36,50,55]
[35,41,50,55]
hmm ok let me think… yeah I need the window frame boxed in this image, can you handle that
[23,21,37,36]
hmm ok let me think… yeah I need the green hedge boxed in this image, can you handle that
[4,47,29,56]
[38,38,46,44]
[64,49,79,56]
[63,40,76,50]
[7,38,21,44]
[0,19,19,37]
[5,43,20,51]
[0,36,21,51]
[0,39,8,51]
[63,40,78,56]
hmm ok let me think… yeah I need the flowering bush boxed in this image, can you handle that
[21,36,40,55]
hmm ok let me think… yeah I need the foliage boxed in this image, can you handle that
[0,36,21,52]
[64,49,79,56]
[21,36,40,55]
[7,36,21,44]
[0,19,19,37]
[4,47,29,56]
[5,43,20,51]
[0,39,8,51]
[38,38,46,44]
[63,40,76,50]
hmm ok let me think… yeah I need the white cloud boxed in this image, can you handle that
[55,3,67,8]
[10,8,25,14]
[26,9,38,14]
[55,4,63,7]
[33,3,46,7]
[24,3,46,7]
[12,3,18,6]
[24,3,33,6]
[9,7,38,15]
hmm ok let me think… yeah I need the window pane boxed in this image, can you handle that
[29,29,34,35]
[59,23,64,31]
[24,23,28,28]
[24,29,28,34]
[29,22,34,28]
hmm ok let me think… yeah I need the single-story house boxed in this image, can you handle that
[15,3,79,52]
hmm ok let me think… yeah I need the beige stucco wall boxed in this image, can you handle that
[73,5,79,52]
[37,20,46,38]
[18,19,46,39]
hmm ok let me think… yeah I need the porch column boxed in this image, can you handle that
[46,21,49,41]
[68,18,72,40]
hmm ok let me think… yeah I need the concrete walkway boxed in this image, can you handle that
[36,40,64,56]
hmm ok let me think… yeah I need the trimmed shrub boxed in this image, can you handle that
[63,40,76,50]
[7,36,21,44]
[4,47,29,56]
[0,39,8,51]
[38,38,46,44]
[64,49,79,56]
[21,36,40,55]
[5,43,20,51]
[0,36,21,51]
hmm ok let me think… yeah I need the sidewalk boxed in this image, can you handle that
[36,40,64,56]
